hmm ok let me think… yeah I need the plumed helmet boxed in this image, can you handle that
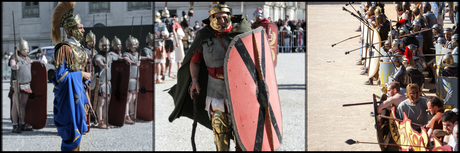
[442,53,455,67]
[146,32,154,44]
[452,34,458,42]
[17,38,29,56]
[162,7,170,18]
[98,36,110,51]
[51,2,83,44]
[125,35,138,52]
[111,36,122,50]
[392,38,403,51]
[155,11,162,23]
[253,7,263,20]
[391,64,408,87]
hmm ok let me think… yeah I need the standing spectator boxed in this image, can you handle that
[35,48,48,64]
[279,21,291,53]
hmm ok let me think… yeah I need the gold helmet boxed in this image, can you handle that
[368,7,376,16]
[155,11,162,23]
[17,38,29,56]
[146,32,154,45]
[111,36,122,51]
[125,35,138,52]
[406,83,421,101]
[208,2,232,31]
[442,53,455,67]
[86,30,96,48]
[51,2,83,44]
[98,36,110,52]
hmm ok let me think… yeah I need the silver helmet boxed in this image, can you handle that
[98,36,110,52]
[392,38,403,51]
[253,7,263,20]
[412,20,421,32]
[17,38,29,56]
[452,34,458,42]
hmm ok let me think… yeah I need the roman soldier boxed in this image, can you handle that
[168,2,252,151]
[92,36,129,128]
[8,38,44,133]
[110,36,123,57]
[50,2,90,151]
[140,32,155,62]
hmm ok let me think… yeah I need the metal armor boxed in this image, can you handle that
[10,55,32,85]
[200,35,231,100]
[54,42,88,72]
[442,54,455,67]
[122,52,139,91]
[212,110,230,151]
[93,54,112,94]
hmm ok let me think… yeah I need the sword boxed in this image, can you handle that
[191,90,198,151]
[253,31,274,151]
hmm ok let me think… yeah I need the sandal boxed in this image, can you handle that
[169,74,177,79]
[156,79,165,84]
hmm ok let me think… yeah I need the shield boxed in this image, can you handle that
[224,27,283,151]
[9,62,48,129]
[359,22,364,57]
[437,76,458,109]
[253,22,279,67]
[435,43,443,67]
[368,29,381,79]
[363,23,371,68]
[372,94,398,151]
[108,61,130,126]
[136,60,154,121]
[379,60,397,97]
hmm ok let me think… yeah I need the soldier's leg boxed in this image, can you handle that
[124,93,134,124]
[19,92,33,131]
[105,95,113,128]
[11,90,21,133]
[209,99,231,151]
[128,92,136,120]
[97,95,107,128]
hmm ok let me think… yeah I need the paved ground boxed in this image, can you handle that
[307,3,454,151]
[154,52,306,151]
[2,80,153,151]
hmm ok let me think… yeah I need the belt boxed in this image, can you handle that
[207,66,224,80]
[100,81,111,86]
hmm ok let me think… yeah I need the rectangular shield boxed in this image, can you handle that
[108,61,130,126]
[253,22,279,67]
[136,60,154,121]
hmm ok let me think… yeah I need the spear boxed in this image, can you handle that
[345,139,432,148]
[105,13,109,129]
[331,34,361,47]
[12,10,22,126]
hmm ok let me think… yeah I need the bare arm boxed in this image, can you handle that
[377,97,395,114]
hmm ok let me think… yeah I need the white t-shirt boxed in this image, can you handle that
[448,133,458,151]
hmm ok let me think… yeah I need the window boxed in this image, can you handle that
[128,2,151,11]
[89,2,110,14]
[23,2,39,18]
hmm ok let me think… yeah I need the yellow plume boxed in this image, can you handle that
[51,2,75,45]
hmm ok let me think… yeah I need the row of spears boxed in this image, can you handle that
[337,2,457,151]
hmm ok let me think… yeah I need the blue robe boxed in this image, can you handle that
[53,56,88,151]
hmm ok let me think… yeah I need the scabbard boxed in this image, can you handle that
[191,91,198,151]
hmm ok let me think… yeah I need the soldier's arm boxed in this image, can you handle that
[189,50,203,99]
[9,58,18,70]
[94,58,107,69]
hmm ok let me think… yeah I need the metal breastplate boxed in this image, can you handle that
[59,42,87,72]
[11,56,31,84]
[94,54,112,83]
[201,36,230,68]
